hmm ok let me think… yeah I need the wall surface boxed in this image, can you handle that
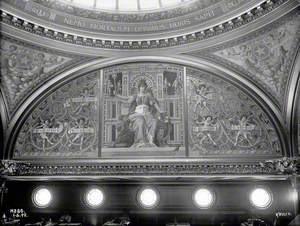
[0,1,300,225]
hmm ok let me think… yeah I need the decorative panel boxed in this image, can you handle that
[13,63,283,159]
[14,72,100,158]
[0,37,86,115]
[211,13,300,108]
[188,12,300,109]
[186,68,281,156]
[101,63,185,158]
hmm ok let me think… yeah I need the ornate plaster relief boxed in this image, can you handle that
[0,37,91,115]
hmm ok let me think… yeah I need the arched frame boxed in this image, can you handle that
[0,89,8,159]
[4,55,289,163]
[286,46,300,157]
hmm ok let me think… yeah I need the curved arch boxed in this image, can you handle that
[286,46,300,157]
[5,55,289,159]
[0,88,9,160]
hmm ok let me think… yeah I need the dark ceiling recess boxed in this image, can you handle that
[2,179,297,226]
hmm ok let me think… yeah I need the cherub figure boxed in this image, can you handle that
[195,116,217,146]
[194,84,214,114]
[68,117,86,151]
[233,115,254,146]
[73,88,91,115]
[36,120,54,151]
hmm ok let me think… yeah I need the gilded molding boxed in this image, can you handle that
[0,0,291,50]
[1,158,298,176]
[0,159,284,176]
[13,0,229,23]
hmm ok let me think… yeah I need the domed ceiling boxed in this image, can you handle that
[1,0,291,43]
[60,0,195,12]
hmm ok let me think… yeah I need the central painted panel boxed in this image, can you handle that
[101,63,185,157]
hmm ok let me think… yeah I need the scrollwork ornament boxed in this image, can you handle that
[0,160,30,175]
[0,36,88,114]
[260,157,299,175]
[206,11,300,108]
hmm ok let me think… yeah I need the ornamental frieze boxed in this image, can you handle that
[0,158,299,176]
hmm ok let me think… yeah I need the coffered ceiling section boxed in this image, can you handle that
[1,0,296,50]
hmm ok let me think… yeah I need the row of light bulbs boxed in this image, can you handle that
[32,186,273,209]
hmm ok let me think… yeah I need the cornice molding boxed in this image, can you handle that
[0,0,267,40]
[0,0,297,54]
[0,158,299,176]
[9,0,247,24]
